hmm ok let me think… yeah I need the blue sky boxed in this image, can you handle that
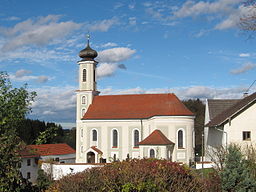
[0,0,256,129]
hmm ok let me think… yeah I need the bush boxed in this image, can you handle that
[52,159,205,192]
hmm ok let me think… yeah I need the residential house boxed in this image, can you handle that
[204,92,256,160]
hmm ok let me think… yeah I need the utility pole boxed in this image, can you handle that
[201,132,204,177]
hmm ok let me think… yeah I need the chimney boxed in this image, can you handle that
[243,92,249,98]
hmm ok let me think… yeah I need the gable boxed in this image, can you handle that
[206,92,256,127]
[82,93,194,120]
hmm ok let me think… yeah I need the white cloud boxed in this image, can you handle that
[129,17,137,25]
[29,84,254,124]
[88,17,119,32]
[0,15,82,51]
[15,69,32,77]
[239,53,250,57]
[230,62,256,74]
[100,42,118,48]
[3,16,20,21]
[30,86,76,122]
[97,47,136,63]
[173,0,242,18]
[97,63,127,78]
[10,69,50,83]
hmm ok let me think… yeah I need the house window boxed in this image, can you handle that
[112,129,118,148]
[27,159,31,166]
[82,96,86,104]
[92,129,97,141]
[243,131,251,141]
[149,149,155,158]
[27,172,31,179]
[178,129,184,149]
[83,69,86,82]
[133,129,139,147]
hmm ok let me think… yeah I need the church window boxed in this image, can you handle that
[178,129,185,148]
[83,69,86,82]
[149,149,155,158]
[112,129,118,148]
[92,129,97,141]
[133,129,139,147]
[81,128,83,138]
[93,68,96,82]
[82,108,86,117]
[27,172,31,179]
[82,96,86,104]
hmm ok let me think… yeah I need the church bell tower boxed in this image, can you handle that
[76,35,99,120]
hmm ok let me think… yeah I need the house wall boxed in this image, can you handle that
[41,153,76,163]
[206,102,256,160]
[20,157,38,183]
[76,115,194,165]
[223,102,256,145]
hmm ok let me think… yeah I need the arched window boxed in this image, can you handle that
[81,128,83,138]
[82,69,86,82]
[178,130,184,148]
[134,130,139,147]
[93,68,96,82]
[112,129,118,148]
[149,149,155,158]
[82,96,86,104]
[82,108,86,117]
[92,129,97,141]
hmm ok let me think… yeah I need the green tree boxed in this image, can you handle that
[183,99,205,155]
[0,72,36,191]
[35,126,59,145]
[221,144,256,192]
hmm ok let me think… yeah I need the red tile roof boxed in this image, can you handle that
[83,93,193,120]
[206,92,256,127]
[28,143,75,156]
[139,129,174,145]
[19,146,40,158]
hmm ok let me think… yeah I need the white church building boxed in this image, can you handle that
[75,38,195,165]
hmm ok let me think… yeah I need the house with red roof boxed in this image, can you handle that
[204,92,256,160]
[19,143,75,183]
[75,39,195,165]
[28,143,76,163]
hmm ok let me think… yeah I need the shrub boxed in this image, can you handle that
[52,159,205,192]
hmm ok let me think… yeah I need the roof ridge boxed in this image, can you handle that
[96,93,175,97]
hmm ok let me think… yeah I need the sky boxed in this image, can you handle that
[0,0,256,129]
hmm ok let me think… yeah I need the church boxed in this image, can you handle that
[75,38,195,165]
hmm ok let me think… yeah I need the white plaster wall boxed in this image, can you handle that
[41,153,76,163]
[206,102,256,160]
[76,116,194,165]
[20,157,38,183]
[42,163,102,180]
[224,102,256,145]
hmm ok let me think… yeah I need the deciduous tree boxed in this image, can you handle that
[0,72,36,191]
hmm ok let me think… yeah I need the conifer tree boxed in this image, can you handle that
[221,144,256,192]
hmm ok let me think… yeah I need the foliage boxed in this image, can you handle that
[183,99,205,155]
[220,144,256,192]
[239,0,256,37]
[206,145,227,171]
[17,119,64,145]
[52,159,205,192]
[36,169,53,191]
[35,126,60,145]
[0,72,36,191]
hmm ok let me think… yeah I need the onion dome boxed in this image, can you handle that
[79,35,98,61]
